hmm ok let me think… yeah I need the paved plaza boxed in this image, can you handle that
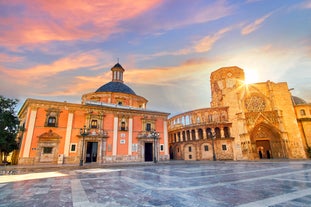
[1,161,311,207]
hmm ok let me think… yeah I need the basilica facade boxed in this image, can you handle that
[168,66,310,161]
[17,63,170,165]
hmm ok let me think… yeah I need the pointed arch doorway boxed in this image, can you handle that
[250,123,286,159]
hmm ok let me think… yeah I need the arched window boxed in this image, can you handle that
[121,121,126,130]
[182,131,186,141]
[206,128,212,138]
[198,128,203,139]
[191,129,196,140]
[300,109,306,116]
[208,115,213,123]
[215,127,221,138]
[47,116,56,127]
[224,127,230,138]
[186,130,191,141]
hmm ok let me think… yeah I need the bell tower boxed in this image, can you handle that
[111,63,124,83]
[210,66,245,107]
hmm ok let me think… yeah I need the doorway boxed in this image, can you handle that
[145,143,153,162]
[86,142,98,163]
[256,140,272,159]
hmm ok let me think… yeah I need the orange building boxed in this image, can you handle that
[17,63,170,165]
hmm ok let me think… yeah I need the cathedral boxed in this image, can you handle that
[17,64,310,165]
[17,63,170,165]
[168,66,310,161]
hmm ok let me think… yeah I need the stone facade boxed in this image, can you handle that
[168,66,309,160]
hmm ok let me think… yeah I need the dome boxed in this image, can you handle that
[96,81,136,95]
[292,96,307,105]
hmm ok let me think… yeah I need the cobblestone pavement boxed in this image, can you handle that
[1,161,311,207]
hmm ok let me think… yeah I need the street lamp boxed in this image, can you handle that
[150,130,160,163]
[79,125,89,166]
[208,131,216,161]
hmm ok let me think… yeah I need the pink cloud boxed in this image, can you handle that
[0,0,162,49]
[0,53,24,63]
[0,50,103,86]
[195,27,232,53]
[241,12,272,35]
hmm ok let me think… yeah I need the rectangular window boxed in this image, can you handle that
[188,146,192,152]
[47,117,56,127]
[70,144,77,152]
[120,121,126,131]
[160,144,164,152]
[222,144,227,151]
[204,145,209,151]
[189,155,192,159]
[43,147,53,154]
[91,120,98,128]
[146,123,151,131]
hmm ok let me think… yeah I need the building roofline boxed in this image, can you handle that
[18,98,169,117]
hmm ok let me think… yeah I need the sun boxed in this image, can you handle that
[244,69,259,84]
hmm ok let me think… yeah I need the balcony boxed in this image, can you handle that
[137,131,160,139]
[88,129,109,138]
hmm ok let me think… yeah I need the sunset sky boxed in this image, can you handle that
[0,0,310,116]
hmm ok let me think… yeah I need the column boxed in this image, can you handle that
[64,112,74,156]
[220,127,224,138]
[128,117,133,155]
[163,120,169,156]
[22,109,37,157]
[195,129,199,140]
[112,116,118,156]
[203,129,207,139]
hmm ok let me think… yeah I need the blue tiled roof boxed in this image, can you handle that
[96,81,136,95]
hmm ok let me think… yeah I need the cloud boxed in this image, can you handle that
[0,0,162,49]
[241,12,272,35]
[0,53,24,63]
[195,27,232,53]
[298,0,311,9]
[122,0,234,34]
[131,26,233,60]
[0,50,104,87]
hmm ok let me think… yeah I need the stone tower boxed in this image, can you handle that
[210,66,245,159]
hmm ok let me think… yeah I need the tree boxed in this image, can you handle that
[0,95,19,164]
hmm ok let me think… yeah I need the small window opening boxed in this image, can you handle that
[43,147,53,154]
[47,117,56,127]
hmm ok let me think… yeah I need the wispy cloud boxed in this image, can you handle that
[0,53,24,63]
[195,27,232,53]
[123,0,234,34]
[0,50,104,86]
[297,0,311,9]
[241,12,273,35]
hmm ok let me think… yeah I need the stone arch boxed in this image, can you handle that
[250,122,285,159]
[198,128,203,139]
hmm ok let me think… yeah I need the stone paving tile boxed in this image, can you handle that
[1,161,311,206]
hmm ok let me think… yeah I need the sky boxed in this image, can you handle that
[0,0,310,117]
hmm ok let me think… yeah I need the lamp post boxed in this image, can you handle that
[79,125,89,166]
[208,131,216,161]
[151,130,160,163]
